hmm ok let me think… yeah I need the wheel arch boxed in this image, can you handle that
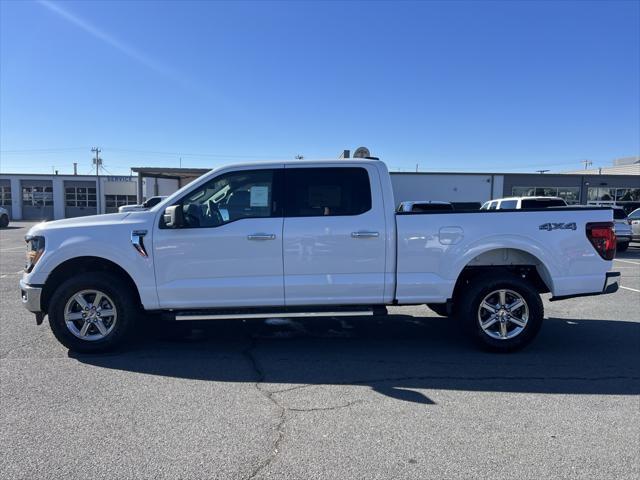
[41,256,142,314]
[451,248,553,302]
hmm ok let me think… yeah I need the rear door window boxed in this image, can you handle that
[284,167,371,217]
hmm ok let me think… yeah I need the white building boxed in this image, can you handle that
[0,173,137,220]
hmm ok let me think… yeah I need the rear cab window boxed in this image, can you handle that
[411,203,453,212]
[520,199,567,209]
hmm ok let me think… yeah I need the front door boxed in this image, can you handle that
[282,165,387,306]
[153,167,284,309]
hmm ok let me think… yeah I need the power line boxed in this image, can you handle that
[0,147,88,154]
[101,147,288,159]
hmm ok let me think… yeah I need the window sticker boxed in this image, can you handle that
[250,185,269,207]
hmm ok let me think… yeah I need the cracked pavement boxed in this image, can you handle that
[1,222,639,479]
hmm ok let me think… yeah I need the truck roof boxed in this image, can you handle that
[207,157,385,171]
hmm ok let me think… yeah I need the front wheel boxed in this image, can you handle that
[0,215,8,228]
[457,273,543,352]
[48,272,138,353]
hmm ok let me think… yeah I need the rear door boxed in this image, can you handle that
[282,165,386,305]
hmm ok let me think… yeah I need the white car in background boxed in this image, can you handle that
[118,196,167,213]
[629,208,640,242]
[611,207,633,252]
[481,196,568,210]
[0,206,9,228]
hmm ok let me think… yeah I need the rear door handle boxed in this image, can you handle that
[351,231,380,238]
[247,233,276,240]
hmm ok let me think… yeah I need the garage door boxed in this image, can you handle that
[64,181,97,218]
[21,180,53,220]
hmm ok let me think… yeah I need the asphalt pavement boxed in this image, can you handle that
[1,221,639,479]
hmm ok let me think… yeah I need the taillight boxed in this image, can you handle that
[586,222,616,260]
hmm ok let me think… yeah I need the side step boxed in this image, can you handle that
[162,306,387,322]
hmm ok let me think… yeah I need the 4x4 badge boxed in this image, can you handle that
[539,222,577,231]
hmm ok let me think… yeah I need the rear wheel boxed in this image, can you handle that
[617,242,629,252]
[48,272,138,352]
[0,214,8,228]
[457,273,543,352]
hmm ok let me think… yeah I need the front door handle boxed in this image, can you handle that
[247,233,276,240]
[351,231,380,238]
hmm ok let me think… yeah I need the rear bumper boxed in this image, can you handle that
[550,272,620,301]
[603,271,621,294]
[20,279,43,313]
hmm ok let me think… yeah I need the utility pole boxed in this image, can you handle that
[536,169,550,174]
[91,147,102,214]
[581,159,592,170]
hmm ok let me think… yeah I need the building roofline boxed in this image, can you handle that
[0,173,134,178]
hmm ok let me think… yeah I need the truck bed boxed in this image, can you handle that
[394,207,614,303]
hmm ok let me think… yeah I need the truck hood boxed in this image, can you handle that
[27,211,151,235]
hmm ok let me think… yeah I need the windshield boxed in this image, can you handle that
[143,197,162,208]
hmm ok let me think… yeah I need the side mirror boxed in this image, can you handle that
[163,205,184,228]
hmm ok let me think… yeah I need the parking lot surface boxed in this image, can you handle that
[1,221,639,479]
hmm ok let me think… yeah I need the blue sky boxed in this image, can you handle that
[1,0,638,175]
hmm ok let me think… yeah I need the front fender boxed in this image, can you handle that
[25,226,159,310]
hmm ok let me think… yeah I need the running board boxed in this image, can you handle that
[164,306,385,322]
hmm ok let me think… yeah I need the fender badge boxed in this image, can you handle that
[539,222,577,231]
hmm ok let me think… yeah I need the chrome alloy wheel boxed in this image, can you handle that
[64,290,117,341]
[477,289,529,340]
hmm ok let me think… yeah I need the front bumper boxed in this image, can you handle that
[20,279,43,313]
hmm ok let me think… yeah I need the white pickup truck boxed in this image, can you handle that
[20,158,620,353]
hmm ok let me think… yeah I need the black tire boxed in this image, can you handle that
[457,273,543,352]
[48,271,138,353]
[427,303,449,317]
[617,242,629,252]
[0,215,8,228]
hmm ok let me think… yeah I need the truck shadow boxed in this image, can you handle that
[72,314,640,404]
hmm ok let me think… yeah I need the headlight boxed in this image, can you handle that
[25,235,45,273]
